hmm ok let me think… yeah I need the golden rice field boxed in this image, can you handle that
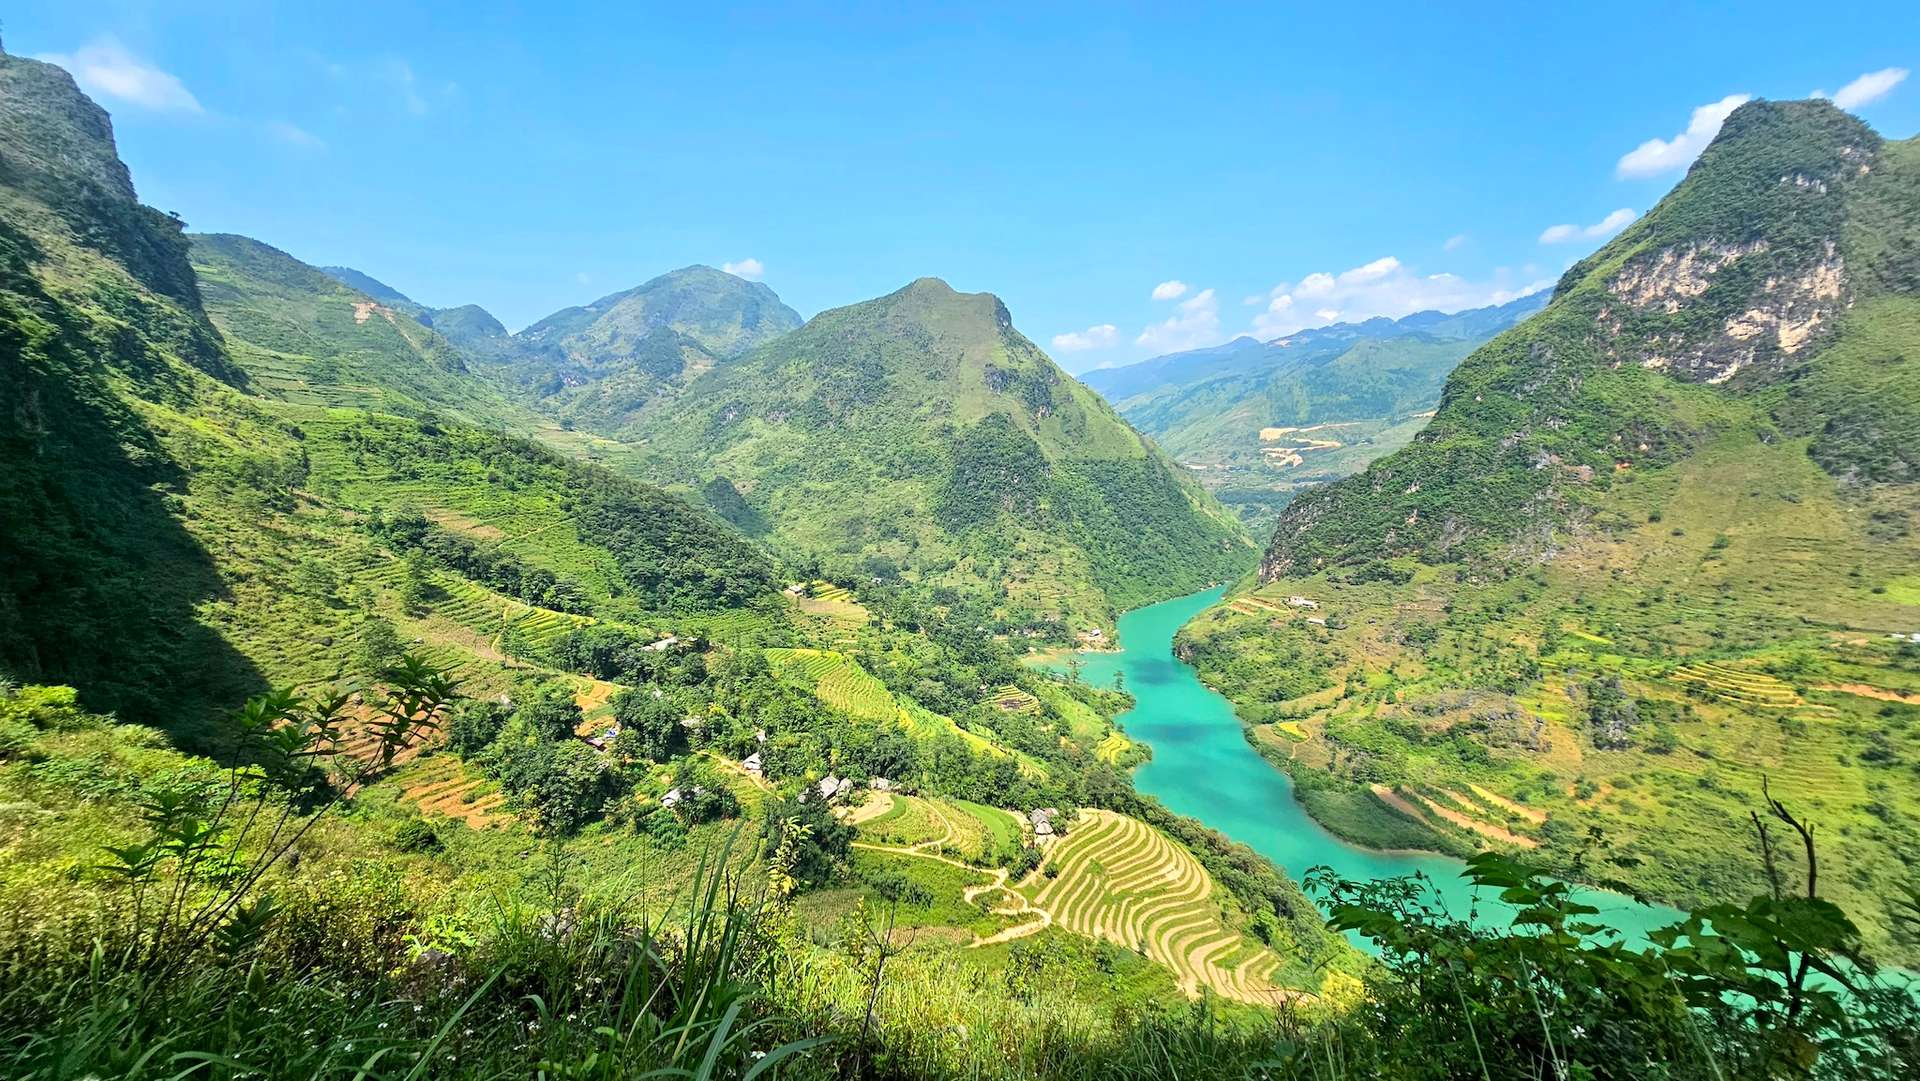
[1668,661,1802,708]
[1017,810,1290,1004]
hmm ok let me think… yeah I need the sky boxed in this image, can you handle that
[8,3,1919,373]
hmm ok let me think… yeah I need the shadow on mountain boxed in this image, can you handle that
[0,219,263,748]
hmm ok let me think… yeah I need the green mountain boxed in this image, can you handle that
[318,264,424,312]
[450,266,805,436]
[1084,295,1545,525]
[0,52,266,728]
[193,233,542,426]
[1185,99,1920,960]
[0,52,774,742]
[631,277,1256,629]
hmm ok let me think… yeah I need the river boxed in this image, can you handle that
[1051,585,1685,945]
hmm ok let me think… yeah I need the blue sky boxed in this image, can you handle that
[10,3,1918,372]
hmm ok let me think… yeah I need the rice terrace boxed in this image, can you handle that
[3,9,1919,1081]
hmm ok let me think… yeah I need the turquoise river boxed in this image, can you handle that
[1055,585,1685,944]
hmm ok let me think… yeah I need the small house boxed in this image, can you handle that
[1286,596,1319,611]
[742,752,763,777]
[661,788,684,809]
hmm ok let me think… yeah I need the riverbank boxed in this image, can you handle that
[1041,586,1687,947]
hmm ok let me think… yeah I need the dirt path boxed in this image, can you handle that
[1465,784,1547,825]
[1371,784,1436,827]
[1393,787,1538,848]
[849,834,1054,946]
[841,790,896,826]
[1814,682,1920,704]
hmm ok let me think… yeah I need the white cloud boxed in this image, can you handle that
[1151,279,1188,301]
[575,271,592,285]
[1338,256,1400,284]
[1539,207,1637,244]
[266,121,324,149]
[1295,272,1335,297]
[1814,67,1909,110]
[1135,288,1221,353]
[1616,94,1750,177]
[1248,256,1550,339]
[721,257,765,281]
[36,37,202,113]
[1051,324,1119,352]
[1443,233,1469,252]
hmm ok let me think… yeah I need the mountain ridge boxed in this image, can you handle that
[630,274,1255,627]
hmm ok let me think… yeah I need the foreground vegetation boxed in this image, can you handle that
[3,677,1916,1080]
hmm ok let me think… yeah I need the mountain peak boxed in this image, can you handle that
[321,266,415,307]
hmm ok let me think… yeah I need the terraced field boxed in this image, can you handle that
[399,755,509,829]
[792,580,869,626]
[765,648,1033,768]
[857,795,992,861]
[1669,661,1803,708]
[1094,731,1137,764]
[1017,811,1291,1004]
[987,684,1040,712]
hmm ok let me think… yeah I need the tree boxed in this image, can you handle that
[447,699,508,757]
[520,682,582,743]
[611,688,685,763]
[355,617,403,675]
[399,549,433,614]
[762,794,853,888]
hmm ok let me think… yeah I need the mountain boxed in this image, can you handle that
[631,277,1256,628]
[0,51,775,742]
[193,233,539,426]
[462,266,804,436]
[1081,294,1546,403]
[1184,99,1920,960]
[0,51,262,728]
[1082,294,1547,524]
[319,264,422,311]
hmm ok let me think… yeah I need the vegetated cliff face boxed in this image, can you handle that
[1262,99,1913,581]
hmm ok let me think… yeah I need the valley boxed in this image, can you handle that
[3,23,1919,1081]
[1083,295,1546,525]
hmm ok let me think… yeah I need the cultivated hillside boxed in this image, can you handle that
[1186,99,1920,961]
[633,277,1257,629]
[1084,295,1545,524]
[194,233,538,426]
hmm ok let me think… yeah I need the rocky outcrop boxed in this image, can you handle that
[1599,238,1849,385]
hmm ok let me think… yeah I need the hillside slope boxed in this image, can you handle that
[193,233,540,426]
[633,278,1256,629]
[1084,295,1545,524]
[1186,100,1920,962]
[0,52,774,742]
